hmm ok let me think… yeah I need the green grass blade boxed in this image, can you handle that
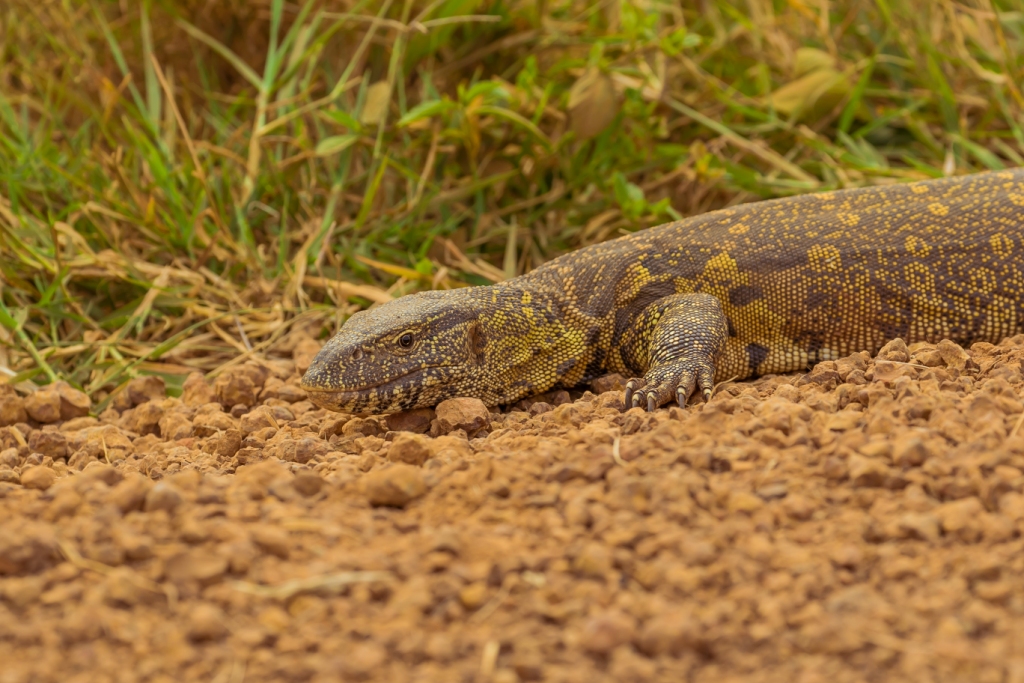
[175,19,263,90]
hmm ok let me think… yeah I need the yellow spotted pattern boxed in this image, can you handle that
[302,170,1024,413]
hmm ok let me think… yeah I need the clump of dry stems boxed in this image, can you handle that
[0,0,1022,408]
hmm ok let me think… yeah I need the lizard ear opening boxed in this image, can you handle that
[467,321,487,364]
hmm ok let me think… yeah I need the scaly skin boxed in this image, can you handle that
[301,169,1024,414]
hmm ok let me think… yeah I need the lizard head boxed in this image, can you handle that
[299,289,489,414]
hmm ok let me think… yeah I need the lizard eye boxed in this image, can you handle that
[398,333,414,348]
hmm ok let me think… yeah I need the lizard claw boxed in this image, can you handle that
[624,378,645,409]
[678,386,713,407]
[626,378,662,411]
[625,360,716,411]
[618,292,727,412]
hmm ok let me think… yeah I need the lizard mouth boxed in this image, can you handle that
[300,365,455,396]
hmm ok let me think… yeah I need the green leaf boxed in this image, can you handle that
[323,109,363,132]
[89,2,148,119]
[397,99,455,127]
[475,105,551,149]
[613,172,646,219]
[952,134,1006,171]
[660,28,701,56]
[414,257,434,276]
[924,50,958,132]
[263,0,286,87]
[355,157,391,231]
[175,19,263,90]
[464,81,508,103]
[655,143,689,160]
[839,56,876,134]
[0,304,22,332]
[315,134,359,157]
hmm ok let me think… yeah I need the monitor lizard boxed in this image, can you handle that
[301,169,1024,414]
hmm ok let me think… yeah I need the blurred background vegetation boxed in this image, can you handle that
[1,0,1023,406]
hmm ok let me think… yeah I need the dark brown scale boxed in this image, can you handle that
[302,170,1024,413]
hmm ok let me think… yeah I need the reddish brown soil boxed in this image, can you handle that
[3,334,1024,682]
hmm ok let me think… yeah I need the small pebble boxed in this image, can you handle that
[363,465,428,507]
[187,603,228,641]
[24,390,62,424]
[144,482,183,513]
[20,465,56,490]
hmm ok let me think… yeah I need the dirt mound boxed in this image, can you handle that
[3,335,1024,682]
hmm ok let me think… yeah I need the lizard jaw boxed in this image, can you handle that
[301,365,458,413]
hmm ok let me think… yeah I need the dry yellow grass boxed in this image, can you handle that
[0,0,1022,409]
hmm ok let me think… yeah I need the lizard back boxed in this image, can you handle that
[521,169,1024,381]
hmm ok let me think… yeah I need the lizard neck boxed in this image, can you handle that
[474,281,590,402]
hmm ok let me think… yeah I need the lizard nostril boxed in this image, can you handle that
[352,348,364,361]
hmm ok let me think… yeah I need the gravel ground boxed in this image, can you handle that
[3,333,1024,683]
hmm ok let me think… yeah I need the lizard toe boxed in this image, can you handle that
[624,378,646,409]
[637,358,717,411]
[675,364,715,406]
[624,376,680,412]
[634,383,677,411]
[626,379,681,411]
[621,291,727,411]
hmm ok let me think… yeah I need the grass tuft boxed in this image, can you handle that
[1,0,1023,402]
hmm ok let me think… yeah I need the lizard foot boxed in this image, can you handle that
[620,292,727,412]
[624,359,716,411]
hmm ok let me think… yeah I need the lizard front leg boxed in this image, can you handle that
[621,293,728,411]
